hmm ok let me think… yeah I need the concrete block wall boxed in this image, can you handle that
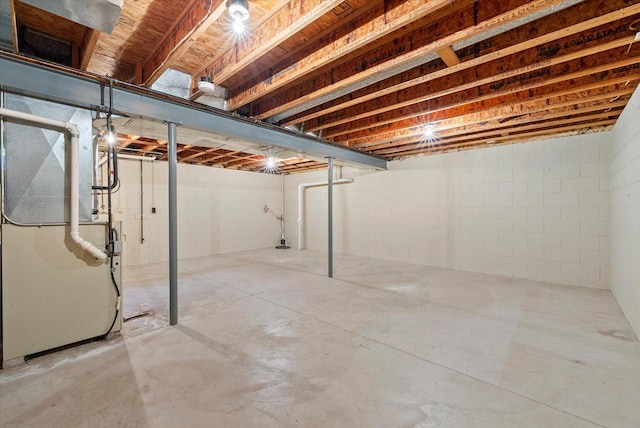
[611,87,640,336]
[285,132,611,289]
[109,161,282,266]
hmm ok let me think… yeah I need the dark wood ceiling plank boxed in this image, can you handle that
[142,0,226,86]
[280,0,640,126]
[249,0,573,119]
[226,0,462,111]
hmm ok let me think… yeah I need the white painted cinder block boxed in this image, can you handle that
[287,133,611,291]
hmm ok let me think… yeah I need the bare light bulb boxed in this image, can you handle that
[424,124,435,138]
[265,157,276,169]
[105,132,117,146]
[232,19,245,34]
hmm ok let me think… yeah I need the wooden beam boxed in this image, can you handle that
[79,29,100,70]
[352,99,629,149]
[182,147,221,162]
[380,119,617,158]
[226,0,461,111]
[226,156,265,170]
[280,0,640,125]
[367,109,624,154]
[247,0,570,119]
[340,82,637,145]
[142,0,227,86]
[308,35,638,133]
[197,150,242,164]
[199,0,345,87]
[436,45,460,67]
[348,96,630,148]
[328,67,640,141]
[9,0,18,51]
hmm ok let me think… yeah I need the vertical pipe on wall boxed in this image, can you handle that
[328,157,333,278]
[140,160,144,244]
[168,122,178,326]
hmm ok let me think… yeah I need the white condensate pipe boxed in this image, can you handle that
[98,153,156,166]
[0,108,108,260]
[297,178,353,250]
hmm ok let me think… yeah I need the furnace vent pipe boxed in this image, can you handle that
[99,153,156,166]
[0,108,108,260]
[297,178,353,250]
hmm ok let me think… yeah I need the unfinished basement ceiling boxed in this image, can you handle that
[6,0,640,172]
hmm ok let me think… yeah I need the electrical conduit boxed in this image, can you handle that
[297,178,353,250]
[0,107,108,260]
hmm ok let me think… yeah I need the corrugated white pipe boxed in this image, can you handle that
[0,108,108,260]
[297,178,354,250]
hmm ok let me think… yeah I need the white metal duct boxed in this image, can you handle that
[20,0,124,34]
[2,93,93,224]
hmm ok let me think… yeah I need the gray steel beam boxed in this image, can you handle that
[0,54,387,170]
[168,122,178,326]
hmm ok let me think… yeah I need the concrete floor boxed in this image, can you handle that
[1,249,639,427]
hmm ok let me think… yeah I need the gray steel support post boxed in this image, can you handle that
[168,122,178,325]
[328,157,333,278]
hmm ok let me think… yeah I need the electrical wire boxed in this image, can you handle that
[102,79,121,339]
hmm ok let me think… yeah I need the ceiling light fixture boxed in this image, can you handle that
[105,131,117,146]
[265,157,276,169]
[228,0,249,21]
[228,0,249,33]
[232,19,245,34]
[197,76,216,94]
[424,124,435,138]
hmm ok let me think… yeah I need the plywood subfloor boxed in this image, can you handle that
[1,249,639,427]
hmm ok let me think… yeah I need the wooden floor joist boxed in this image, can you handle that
[281,0,640,127]
[307,37,639,134]
[329,73,640,142]
[350,99,630,149]
[226,0,460,111]
[338,81,638,146]
[249,0,578,119]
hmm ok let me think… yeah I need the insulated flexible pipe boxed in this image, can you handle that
[0,107,108,260]
[297,178,353,250]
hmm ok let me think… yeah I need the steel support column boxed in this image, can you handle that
[328,157,333,278]
[168,122,178,326]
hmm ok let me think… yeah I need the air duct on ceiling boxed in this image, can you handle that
[20,0,124,34]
